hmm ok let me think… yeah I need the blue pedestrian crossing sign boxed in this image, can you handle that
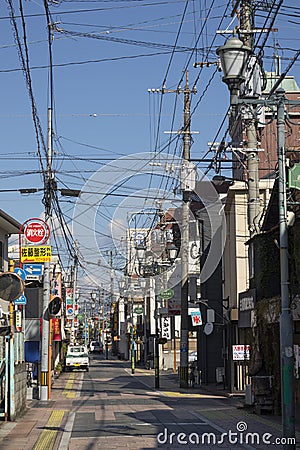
[14,294,27,305]
[14,268,26,281]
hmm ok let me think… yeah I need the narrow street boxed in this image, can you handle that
[0,355,298,450]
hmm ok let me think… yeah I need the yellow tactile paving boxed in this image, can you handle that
[162,391,225,399]
[33,410,65,450]
[63,373,76,398]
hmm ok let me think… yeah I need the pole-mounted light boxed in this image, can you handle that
[216,35,251,104]
[135,243,146,264]
[167,243,178,263]
[139,278,147,290]
[118,278,126,294]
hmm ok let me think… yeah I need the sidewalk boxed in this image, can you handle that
[135,367,300,447]
[0,370,80,450]
[0,362,300,450]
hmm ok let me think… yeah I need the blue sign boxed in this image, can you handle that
[14,268,26,281]
[14,294,27,305]
[23,264,44,277]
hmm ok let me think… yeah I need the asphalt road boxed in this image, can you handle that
[0,353,297,449]
[56,354,292,450]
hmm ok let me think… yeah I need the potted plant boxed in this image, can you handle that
[54,362,62,377]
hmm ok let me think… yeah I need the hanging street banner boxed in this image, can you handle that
[21,246,52,263]
[52,318,62,341]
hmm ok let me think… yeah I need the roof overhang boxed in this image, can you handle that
[0,210,21,235]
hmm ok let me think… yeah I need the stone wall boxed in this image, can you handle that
[13,362,27,420]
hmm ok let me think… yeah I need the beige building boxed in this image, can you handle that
[222,178,273,391]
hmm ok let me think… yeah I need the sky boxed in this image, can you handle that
[1,0,299,295]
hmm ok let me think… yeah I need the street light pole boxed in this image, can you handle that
[139,278,147,364]
[240,1,261,236]
[217,35,297,445]
[130,290,135,374]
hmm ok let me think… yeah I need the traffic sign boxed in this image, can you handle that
[67,307,73,316]
[23,264,44,277]
[14,268,26,281]
[14,294,27,305]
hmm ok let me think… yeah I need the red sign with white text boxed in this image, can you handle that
[24,221,48,244]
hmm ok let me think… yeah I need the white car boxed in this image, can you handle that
[65,345,89,372]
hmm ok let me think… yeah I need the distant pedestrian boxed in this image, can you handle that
[189,364,195,388]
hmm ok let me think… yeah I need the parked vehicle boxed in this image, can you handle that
[89,341,103,354]
[65,345,89,372]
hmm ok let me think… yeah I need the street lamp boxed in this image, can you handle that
[217,34,296,445]
[90,292,97,341]
[118,279,126,293]
[130,282,136,374]
[216,35,251,105]
[166,243,178,264]
[136,242,146,265]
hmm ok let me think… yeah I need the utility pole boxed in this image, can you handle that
[110,249,115,357]
[179,72,192,388]
[277,88,295,447]
[70,254,78,345]
[40,107,53,401]
[149,76,196,387]
[240,0,260,236]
